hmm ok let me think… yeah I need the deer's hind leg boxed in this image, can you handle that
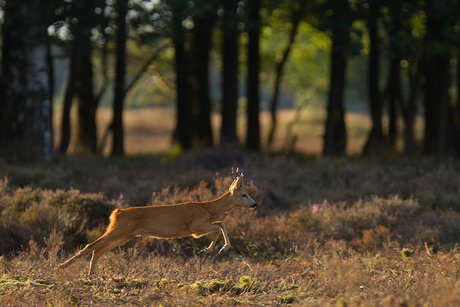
[58,230,129,270]
[88,235,134,276]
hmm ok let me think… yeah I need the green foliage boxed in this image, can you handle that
[401,248,412,258]
[182,276,258,296]
[280,294,296,304]
[261,20,331,106]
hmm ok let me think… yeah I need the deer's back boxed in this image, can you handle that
[112,203,212,239]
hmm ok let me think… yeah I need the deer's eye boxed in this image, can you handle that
[242,194,247,198]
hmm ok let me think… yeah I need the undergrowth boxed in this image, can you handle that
[1,154,460,305]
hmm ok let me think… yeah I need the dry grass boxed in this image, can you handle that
[1,156,460,306]
[3,243,460,306]
[2,108,459,306]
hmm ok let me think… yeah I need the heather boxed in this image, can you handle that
[1,153,460,306]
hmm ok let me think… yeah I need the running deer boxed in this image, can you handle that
[57,168,257,276]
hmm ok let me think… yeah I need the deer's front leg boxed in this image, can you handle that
[212,221,231,253]
[192,221,231,254]
[198,230,221,254]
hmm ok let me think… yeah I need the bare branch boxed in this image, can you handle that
[124,43,170,95]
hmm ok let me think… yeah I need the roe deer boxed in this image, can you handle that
[57,168,257,276]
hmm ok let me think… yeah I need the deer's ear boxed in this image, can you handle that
[229,174,243,194]
[229,168,244,194]
[229,182,236,195]
[229,178,237,195]
[235,174,244,189]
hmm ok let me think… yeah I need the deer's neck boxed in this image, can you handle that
[200,191,235,220]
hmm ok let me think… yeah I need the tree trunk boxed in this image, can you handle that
[362,7,384,156]
[388,87,398,147]
[172,3,193,150]
[74,42,97,154]
[59,51,76,154]
[387,58,400,149]
[395,57,424,157]
[67,0,98,154]
[423,4,452,157]
[323,32,347,156]
[245,0,261,151]
[267,7,302,148]
[220,0,239,145]
[191,13,216,148]
[423,56,450,156]
[47,38,54,122]
[455,56,460,156]
[111,0,128,156]
[385,15,419,157]
[0,0,54,159]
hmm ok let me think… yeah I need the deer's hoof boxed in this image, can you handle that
[218,245,231,254]
[198,248,212,255]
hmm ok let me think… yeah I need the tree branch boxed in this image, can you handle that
[124,43,170,95]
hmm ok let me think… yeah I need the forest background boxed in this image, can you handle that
[1,0,459,158]
[1,0,460,306]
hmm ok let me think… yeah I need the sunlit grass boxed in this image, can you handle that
[54,106,424,156]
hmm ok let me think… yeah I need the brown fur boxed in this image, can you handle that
[57,171,257,276]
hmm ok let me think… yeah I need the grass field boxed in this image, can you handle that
[2,108,459,306]
[52,106,425,156]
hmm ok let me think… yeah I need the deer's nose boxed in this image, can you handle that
[250,203,257,210]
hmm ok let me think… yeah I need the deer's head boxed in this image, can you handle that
[229,168,257,210]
